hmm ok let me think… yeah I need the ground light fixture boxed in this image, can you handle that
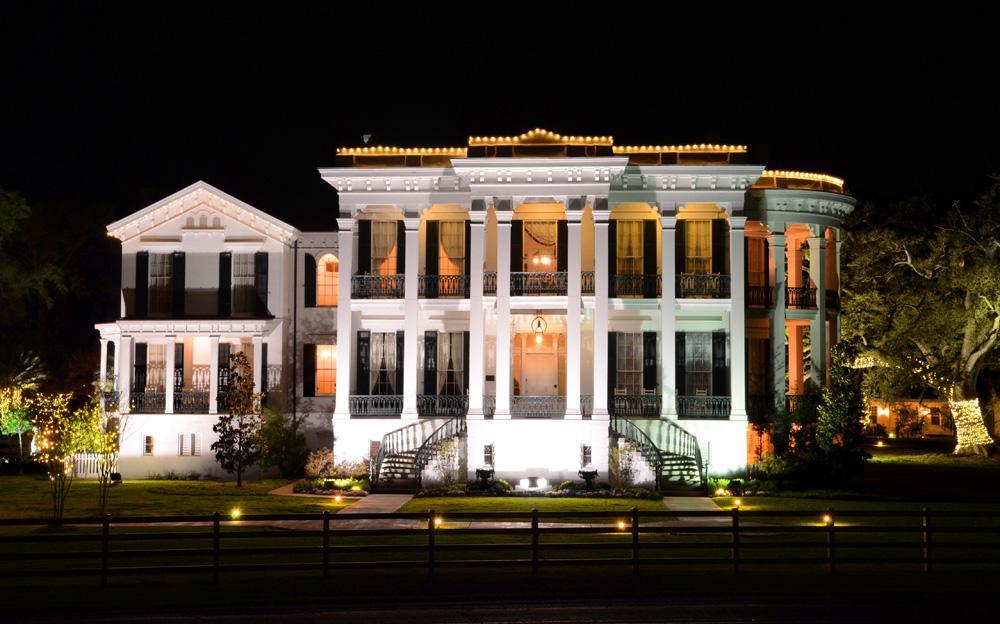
[616,520,627,531]
[733,498,742,508]
[434,516,443,527]
[334,494,342,503]
[822,513,833,525]
[715,487,727,496]
[230,508,241,520]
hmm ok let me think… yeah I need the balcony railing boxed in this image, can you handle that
[483,272,497,295]
[747,394,776,421]
[786,287,817,309]
[581,272,595,295]
[351,274,404,299]
[417,394,468,417]
[676,395,731,419]
[418,275,469,298]
[511,272,567,296]
[350,395,403,417]
[677,273,731,298]
[483,394,496,418]
[130,391,165,414]
[748,285,774,307]
[825,289,841,309]
[611,393,662,417]
[101,390,120,412]
[174,390,210,414]
[581,395,593,418]
[511,395,566,418]
[611,274,661,298]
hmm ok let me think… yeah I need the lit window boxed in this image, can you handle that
[616,220,643,275]
[148,254,173,315]
[581,445,593,468]
[685,220,712,274]
[523,221,557,271]
[484,444,494,467]
[370,333,397,395]
[316,345,336,395]
[685,332,713,396]
[371,222,398,275]
[316,254,339,306]
[438,222,465,277]
[143,435,155,456]
[615,333,643,395]
[232,253,255,315]
[437,332,464,396]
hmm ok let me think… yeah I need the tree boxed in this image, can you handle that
[815,344,870,485]
[0,387,32,466]
[30,393,95,523]
[843,187,1000,455]
[259,407,309,478]
[211,352,262,487]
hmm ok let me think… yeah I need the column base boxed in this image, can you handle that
[401,407,419,420]
[493,409,511,420]
[333,409,351,420]
[590,408,609,421]
[564,408,582,420]
[729,409,748,421]
[661,410,678,420]
[467,407,485,420]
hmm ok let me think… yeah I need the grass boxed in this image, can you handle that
[398,495,669,521]
[0,476,350,519]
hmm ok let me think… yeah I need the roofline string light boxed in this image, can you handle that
[759,170,845,189]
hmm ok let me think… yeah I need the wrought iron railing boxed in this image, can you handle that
[483,272,497,295]
[483,395,496,418]
[413,416,468,485]
[581,395,593,418]
[747,394,776,422]
[611,394,662,417]
[510,395,566,418]
[786,286,817,309]
[101,390,120,412]
[581,271,595,295]
[351,274,404,299]
[417,394,469,417]
[130,391,165,414]
[747,285,774,307]
[676,395,732,419]
[677,273,731,298]
[610,414,664,490]
[611,274,661,298]
[825,289,841,309]
[174,391,210,413]
[510,272,567,296]
[350,395,403,417]
[418,275,469,298]
[786,394,818,414]
[370,418,439,485]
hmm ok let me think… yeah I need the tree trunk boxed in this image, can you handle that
[236,467,243,488]
[948,385,994,456]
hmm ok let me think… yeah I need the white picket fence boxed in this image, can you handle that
[72,453,116,478]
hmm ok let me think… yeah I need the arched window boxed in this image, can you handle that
[317,254,339,306]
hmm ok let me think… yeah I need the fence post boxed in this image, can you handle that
[531,509,540,576]
[212,512,221,585]
[826,507,835,574]
[631,507,640,576]
[323,510,330,578]
[731,507,740,573]
[922,507,931,574]
[101,514,110,587]
[427,509,436,577]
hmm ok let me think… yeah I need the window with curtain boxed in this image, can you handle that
[616,332,643,394]
[316,344,336,395]
[685,220,712,274]
[437,332,464,395]
[616,221,643,275]
[370,332,397,395]
[685,332,712,396]
[232,253,255,315]
[747,238,766,286]
[317,254,339,306]
[148,253,173,315]
[371,222,398,276]
[439,222,465,276]
[146,344,166,391]
[523,221,557,271]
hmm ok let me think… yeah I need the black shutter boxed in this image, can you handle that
[675,333,686,396]
[302,344,316,398]
[304,253,317,308]
[712,219,727,275]
[462,330,470,395]
[135,251,148,318]
[395,331,404,394]
[218,252,231,317]
[675,221,686,275]
[557,220,568,272]
[712,331,729,396]
[608,219,617,297]
[171,251,185,317]
[744,237,750,300]
[357,220,372,274]
[396,221,406,275]
[643,220,657,297]
[254,252,269,316]
[607,331,617,398]
[463,220,471,277]
[423,331,437,395]
[218,343,231,390]
[510,220,523,295]
[174,343,184,390]
[133,343,147,392]
[356,331,370,395]
[643,331,657,391]
[425,220,439,299]
[261,343,268,395]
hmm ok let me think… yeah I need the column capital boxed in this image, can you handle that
[336,218,354,231]
[565,210,585,223]
[592,210,611,224]
[729,216,748,230]
[403,217,422,230]
[495,212,514,225]
[660,216,677,229]
[469,211,487,226]
[768,233,787,247]
[808,235,828,249]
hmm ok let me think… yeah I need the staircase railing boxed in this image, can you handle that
[610,415,664,491]
[656,417,708,492]
[369,419,444,485]
[413,416,467,486]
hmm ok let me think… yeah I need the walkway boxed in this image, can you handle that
[337,493,413,514]
[662,496,730,525]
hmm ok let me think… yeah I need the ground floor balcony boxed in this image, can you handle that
[417,394,468,417]
[610,393,662,417]
[676,395,732,419]
[677,273,731,298]
[748,286,774,307]
[174,390,210,413]
[786,286,817,309]
[350,395,403,417]
[351,274,404,299]
[130,391,166,414]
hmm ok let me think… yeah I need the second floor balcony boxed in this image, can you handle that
[677,273,731,298]
[611,274,661,298]
[351,274,404,299]
[418,275,469,299]
[510,272,567,296]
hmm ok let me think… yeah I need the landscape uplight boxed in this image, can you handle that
[434,516,443,527]
[230,508,241,520]
[822,513,833,525]
[733,498,742,508]
[616,520,627,531]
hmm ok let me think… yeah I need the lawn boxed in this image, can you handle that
[0,476,350,519]
[398,495,668,519]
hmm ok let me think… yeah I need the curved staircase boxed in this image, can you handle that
[370,417,466,493]
[611,415,708,494]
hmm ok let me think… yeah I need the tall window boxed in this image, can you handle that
[316,344,336,395]
[616,220,643,275]
[685,220,712,274]
[523,221,557,271]
[371,222,398,275]
[370,332,397,395]
[615,332,643,394]
[439,222,465,276]
[437,332,464,395]
[148,253,173,315]
[685,332,713,396]
[232,253,256,315]
[747,238,766,286]
[146,344,166,391]
[317,254,339,306]
[143,435,155,456]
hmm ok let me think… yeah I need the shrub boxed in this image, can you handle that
[863,422,888,437]
[609,439,636,488]
[293,476,370,496]
[259,409,309,478]
[305,448,334,478]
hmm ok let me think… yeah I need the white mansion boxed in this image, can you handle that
[96,129,854,489]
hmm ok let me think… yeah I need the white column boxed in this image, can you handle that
[209,335,220,415]
[334,221,354,419]
[660,218,677,418]
[769,232,787,408]
[591,202,610,420]
[164,337,175,414]
[468,208,487,419]
[252,336,263,394]
[118,336,132,415]
[565,204,583,418]
[99,339,109,389]
[729,218,747,420]
[809,235,828,388]
[494,206,512,419]
[401,215,421,419]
